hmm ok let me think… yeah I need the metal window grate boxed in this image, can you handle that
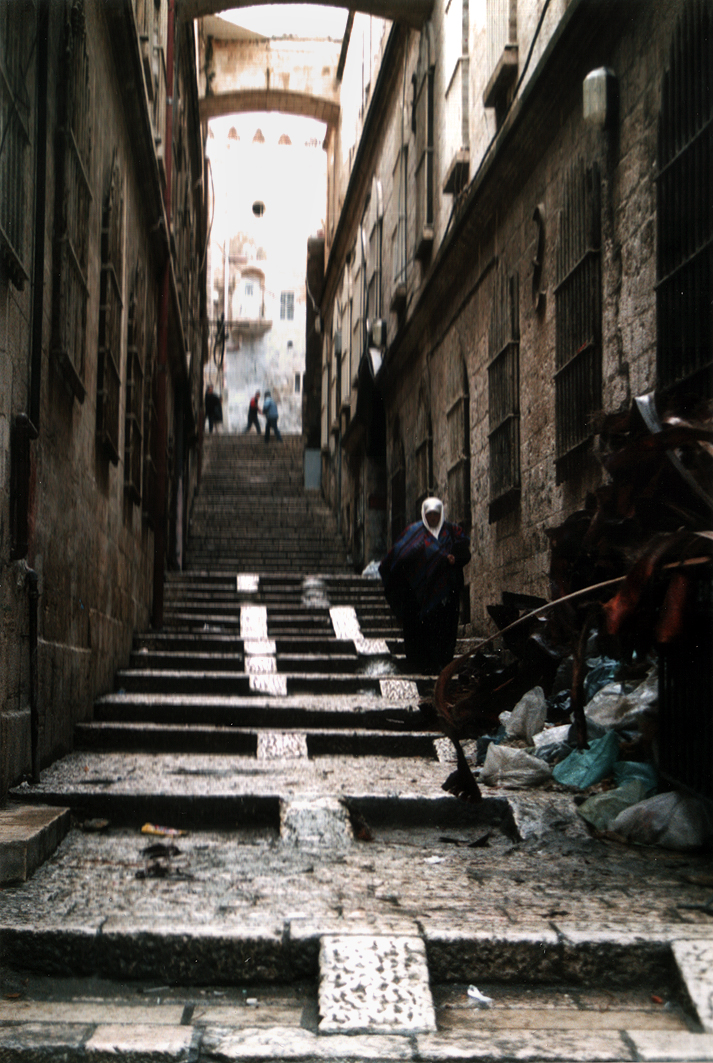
[415,28,435,244]
[97,155,124,464]
[656,0,713,396]
[488,267,520,519]
[125,264,145,504]
[554,159,601,483]
[0,0,35,288]
[52,0,92,400]
[446,356,471,527]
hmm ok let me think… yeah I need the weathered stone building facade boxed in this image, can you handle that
[319,0,712,633]
[0,0,206,796]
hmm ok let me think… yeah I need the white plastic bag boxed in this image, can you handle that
[481,743,553,789]
[611,791,713,851]
[504,686,547,744]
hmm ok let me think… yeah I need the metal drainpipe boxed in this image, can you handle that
[152,0,176,629]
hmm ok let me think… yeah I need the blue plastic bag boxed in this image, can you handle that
[552,730,620,789]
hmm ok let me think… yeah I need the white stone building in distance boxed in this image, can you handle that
[205,112,327,435]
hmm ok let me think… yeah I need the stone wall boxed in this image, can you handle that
[319,0,695,630]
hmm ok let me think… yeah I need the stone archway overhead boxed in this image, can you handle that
[181,0,434,30]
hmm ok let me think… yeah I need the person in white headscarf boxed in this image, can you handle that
[379,497,471,671]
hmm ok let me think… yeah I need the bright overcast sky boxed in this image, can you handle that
[221,4,349,38]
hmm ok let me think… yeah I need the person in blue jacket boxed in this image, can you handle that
[379,497,470,671]
[262,391,282,443]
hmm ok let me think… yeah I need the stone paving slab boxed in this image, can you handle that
[672,940,713,1033]
[318,935,436,1034]
[629,1031,713,1060]
[414,1029,634,1060]
[0,803,71,885]
[199,1025,413,1060]
[85,1022,195,1060]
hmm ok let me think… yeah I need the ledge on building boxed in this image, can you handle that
[415,225,434,262]
[390,282,407,315]
[483,44,519,109]
[443,149,470,195]
[230,317,273,339]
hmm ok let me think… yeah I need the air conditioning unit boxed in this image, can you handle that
[370,319,387,349]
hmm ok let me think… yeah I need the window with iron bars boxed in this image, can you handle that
[0,0,35,289]
[51,0,92,402]
[143,323,158,526]
[657,0,712,399]
[414,25,435,261]
[97,154,124,464]
[554,158,601,484]
[280,290,294,320]
[124,262,145,504]
[488,267,520,521]
[446,356,471,528]
[392,146,408,288]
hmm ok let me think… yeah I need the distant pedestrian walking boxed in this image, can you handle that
[262,391,282,443]
[244,390,262,435]
[204,384,223,433]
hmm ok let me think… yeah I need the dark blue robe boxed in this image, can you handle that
[379,520,471,669]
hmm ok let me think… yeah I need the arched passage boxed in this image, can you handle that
[182,0,434,31]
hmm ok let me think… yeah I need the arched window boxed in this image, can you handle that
[657,0,712,397]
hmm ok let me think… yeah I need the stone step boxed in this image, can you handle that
[0,804,71,885]
[114,670,395,697]
[74,722,439,757]
[93,692,428,729]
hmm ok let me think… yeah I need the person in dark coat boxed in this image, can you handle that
[204,384,223,433]
[244,390,262,434]
[379,497,471,672]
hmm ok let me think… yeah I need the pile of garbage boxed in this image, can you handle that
[431,393,713,851]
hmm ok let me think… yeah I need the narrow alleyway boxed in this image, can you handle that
[1,435,713,1061]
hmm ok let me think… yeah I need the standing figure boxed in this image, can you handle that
[379,497,471,672]
[244,390,262,435]
[262,391,282,443]
[204,384,223,434]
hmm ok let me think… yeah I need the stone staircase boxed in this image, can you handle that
[2,433,711,1061]
[186,434,351,573]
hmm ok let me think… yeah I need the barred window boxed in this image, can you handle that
[125,262,145,504]
[97,153,124,464]
[0,0,35,289]
[51,0,92,401]
[280,290,294,320]
[446,356,471,527]
[353,225,368,362]
[488,267,520,521]
[414,23,435,260]
[368,179,383,322]
[143,316,158,526]
[392,146,408,287]
[415,390,433,512]
[390,421,406,544]
[657,0,712,397]
[554,159,601,483]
